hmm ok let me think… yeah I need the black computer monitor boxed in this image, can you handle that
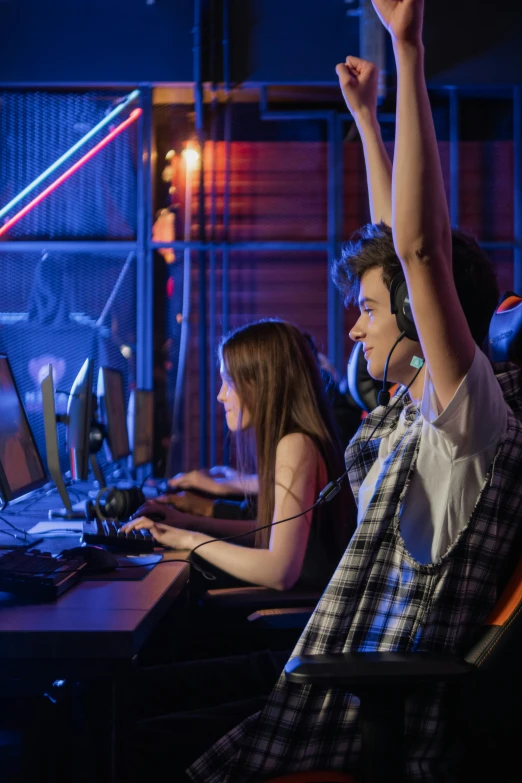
[0,354,47,503]
[127,389,154,469]
[97,367,130,462]
[41,364,81,518]
[67,358,94,481]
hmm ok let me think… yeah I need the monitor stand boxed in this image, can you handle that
[48,456,106,520]
[90,453,106,490]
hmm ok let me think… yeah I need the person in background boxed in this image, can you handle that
[153,330,361,525]
[124,318,354,592]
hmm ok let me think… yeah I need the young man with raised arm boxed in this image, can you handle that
[182,2,522,780]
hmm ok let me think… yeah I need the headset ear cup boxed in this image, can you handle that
[93,486,147,520]
[95,487,113,520]
[390,273,419,342]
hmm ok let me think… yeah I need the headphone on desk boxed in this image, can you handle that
[86,486,146,521]
[389,272,418,342]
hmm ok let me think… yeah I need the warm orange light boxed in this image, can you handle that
[182,146,200,168]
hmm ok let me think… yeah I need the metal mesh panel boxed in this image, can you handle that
[0,251,136,474]
[0,90,137,239]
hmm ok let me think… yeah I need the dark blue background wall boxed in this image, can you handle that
[0,0,194,83]
[0,0,521,86]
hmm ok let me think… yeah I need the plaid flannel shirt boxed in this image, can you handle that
[188,364,522,783]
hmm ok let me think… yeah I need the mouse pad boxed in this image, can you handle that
[80,553,164,581]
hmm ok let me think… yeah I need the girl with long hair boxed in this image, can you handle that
[124,318,352,591]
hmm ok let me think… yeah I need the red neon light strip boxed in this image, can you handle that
[0,107,142,238]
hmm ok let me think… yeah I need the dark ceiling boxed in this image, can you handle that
[0,0,520,86]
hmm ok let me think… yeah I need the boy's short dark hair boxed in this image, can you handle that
[331,222,500,347]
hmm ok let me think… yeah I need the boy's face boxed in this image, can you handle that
[349,267,421,384]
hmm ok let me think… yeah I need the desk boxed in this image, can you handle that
[0,555,189,666]
[0,485,191,669]
[0,555,190,783]
[0,491,191,782]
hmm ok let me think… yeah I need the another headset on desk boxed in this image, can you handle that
[86,486,146,522]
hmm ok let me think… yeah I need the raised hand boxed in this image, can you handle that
[336,56,379,119]
[370,0,423,44]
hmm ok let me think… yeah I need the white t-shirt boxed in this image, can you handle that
[357,347,508,564]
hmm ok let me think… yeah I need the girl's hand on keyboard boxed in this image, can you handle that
[156,491,215,517]
[120,517,203,550]
[167,469,229,495]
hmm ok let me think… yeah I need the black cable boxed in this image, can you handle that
[2,365,423,579]
[0,529,29,542]
[377,330,406,406]
[185,365,424,580]
[0,514,30,537]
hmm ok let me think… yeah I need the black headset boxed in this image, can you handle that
[87,486,146,522]
[376,272,421,406]
[389,271,418,342]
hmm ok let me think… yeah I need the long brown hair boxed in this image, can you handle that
[219,319,351,554]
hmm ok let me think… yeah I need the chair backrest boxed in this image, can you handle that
[465,555,522,670]
[488,291,522,364]
[346,341,384,413]
[452,552,522,780]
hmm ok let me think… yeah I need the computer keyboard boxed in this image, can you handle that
[82,519,156,553]
[0,549,86,601]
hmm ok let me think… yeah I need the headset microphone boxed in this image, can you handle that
[377,331,405,406]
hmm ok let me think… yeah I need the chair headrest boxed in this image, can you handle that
[488,292,522,364]
[346,341,387,413]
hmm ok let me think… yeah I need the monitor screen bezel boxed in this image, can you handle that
[98,366,131,462]
[41,364,73,513]
[127,388,154,469]
[0,354,47,502]
[66,357,94,482]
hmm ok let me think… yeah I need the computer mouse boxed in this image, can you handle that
[62,545,118,572]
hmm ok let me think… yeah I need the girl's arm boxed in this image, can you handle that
[126,433,320,590]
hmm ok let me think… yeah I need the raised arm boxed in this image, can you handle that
[336,56,392,224]
[372,0,475,410]
[125,433,319,591]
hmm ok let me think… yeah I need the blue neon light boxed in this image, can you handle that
[0,88,140,220]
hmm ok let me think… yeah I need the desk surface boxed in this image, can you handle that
[0,486,191,663]
[0,555,190,661]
